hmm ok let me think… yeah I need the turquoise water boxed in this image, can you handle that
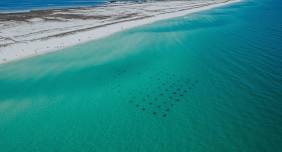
[1,0,282,151]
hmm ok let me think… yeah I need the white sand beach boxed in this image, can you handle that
[0,0,240,64]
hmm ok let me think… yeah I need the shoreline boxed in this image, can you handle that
[0,0,240,65]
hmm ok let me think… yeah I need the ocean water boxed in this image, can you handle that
[0,0,282,151]
[0,0,107,13]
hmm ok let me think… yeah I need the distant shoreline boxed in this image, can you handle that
[0,1,108,14]
[0,0,240,65]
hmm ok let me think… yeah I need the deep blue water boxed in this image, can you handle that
[0,0,107,12]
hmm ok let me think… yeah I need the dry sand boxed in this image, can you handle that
[0,0,240,64]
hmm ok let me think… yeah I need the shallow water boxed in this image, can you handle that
[0,0,282,151]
